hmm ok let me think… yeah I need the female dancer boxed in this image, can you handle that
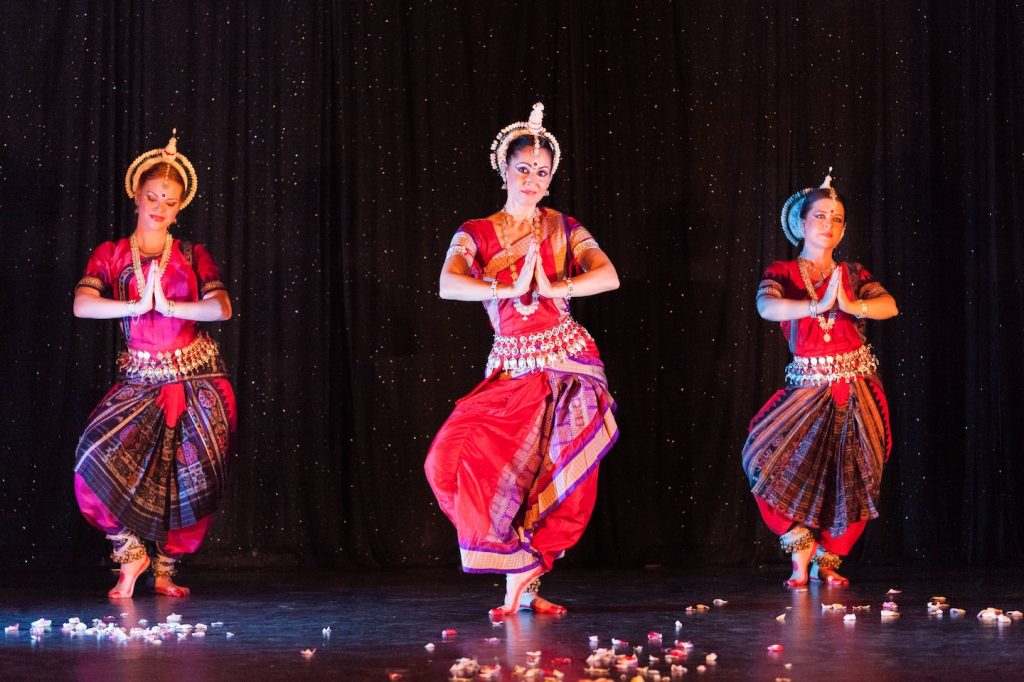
[73,132,236,598]
[425,103,620,616]
[742,171,897,586]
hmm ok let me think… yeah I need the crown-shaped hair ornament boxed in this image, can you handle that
[779,167,836,246]
[488,102,562,181]
[125,129,198,209]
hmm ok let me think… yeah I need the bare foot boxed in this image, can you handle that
[810,564,849,585]
[154,575,191,598]
[529,594,567,615]
[488,568,543,618]
[108,555,150,599]
[785,541,817,587]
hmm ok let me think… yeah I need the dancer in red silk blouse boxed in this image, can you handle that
[425,104,620,616]
[73,132,236,599]
[742,171,898,586]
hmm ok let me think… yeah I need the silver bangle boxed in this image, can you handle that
[490,280,498,301]
[565,277,573,300]
[856,299,868,319]
[809,300,818,318]
[166,300,176,318]
[127,299,138,317]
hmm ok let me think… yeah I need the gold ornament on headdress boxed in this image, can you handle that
[780,167,835,246]
[124,129,199,209]
[488,102,562,182]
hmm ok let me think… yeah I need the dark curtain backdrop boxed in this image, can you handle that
[1,1,1022,571]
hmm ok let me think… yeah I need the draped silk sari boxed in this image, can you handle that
[425,208,619,573]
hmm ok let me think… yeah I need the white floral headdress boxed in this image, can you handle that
[488,102,562,182]
[779,168,836,246]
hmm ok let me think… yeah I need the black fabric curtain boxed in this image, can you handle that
[1,1,1022,570]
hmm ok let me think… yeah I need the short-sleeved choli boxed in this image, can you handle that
[76,239,227,298]
[76,241,117,295]
[754,260,890,356]
[190,243,228,296]
[444,211,600,275]
[74,237,229,351]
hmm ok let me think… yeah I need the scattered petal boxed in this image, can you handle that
[137,619,148,626]
[785,663,793,670]
[767,644,783,653]
[166,614,182,623]
[886,588,902,595]
[484,637,499,644]
[211,622,224,627]
[776,614,786,623]
[441,629,457,639]
[478,664,501,680]
[424,642,435,652]
[675,620,683,630]
[614,654,638,671]
[843,614,857,623]
[5,625,19,634]
[300,648,316,658]
[713,599,728,606]
[697,664,707,673]
[950,608,966,617]
[192,631,205,638]
[589,635,600,644]
[31,619,52,628]
[322,627,331,638]
[648,631,663,641]
[705,653,718,663]
[883,601,899,610]
[226,632,234,638]
[1008,611,1023,620]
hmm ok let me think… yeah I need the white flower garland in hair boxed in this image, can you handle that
[779,167,834,246]
[488,102,562,182]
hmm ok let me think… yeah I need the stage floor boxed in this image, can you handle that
[2,566,1022,680]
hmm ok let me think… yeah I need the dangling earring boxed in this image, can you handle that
[544,190,550,196]
[501,182,507,190]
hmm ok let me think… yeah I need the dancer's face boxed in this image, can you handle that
[135,177,183,231]
[801,198,845,250]
[505,147,553,206]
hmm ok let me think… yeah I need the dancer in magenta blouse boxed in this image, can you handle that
[73,132,236,599]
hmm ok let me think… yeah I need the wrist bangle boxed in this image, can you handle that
[809,300,817,318]
[565,277,573,301]
[127,299,138,317]
[490,280,499,301]
[857,299,868,319]
[166,300,176,318]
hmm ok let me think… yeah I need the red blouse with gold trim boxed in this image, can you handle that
[76,237,227,352]
[756,260,889,357]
